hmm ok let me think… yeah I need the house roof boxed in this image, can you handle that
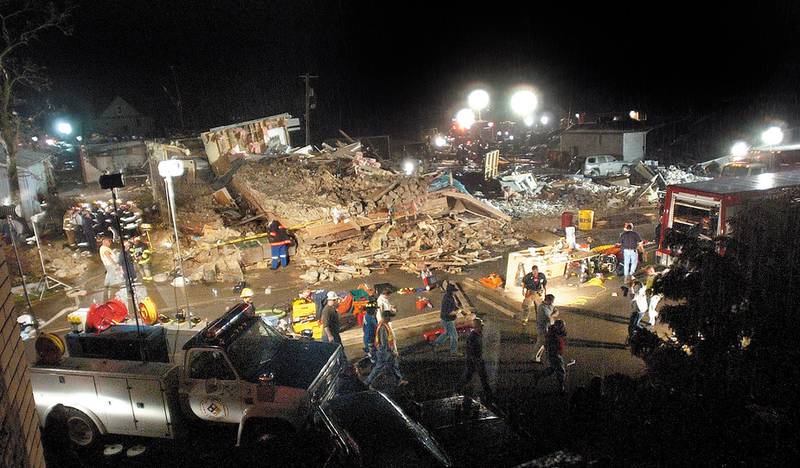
[99,96,142,119]
[563,120,651,134]
[672,169,800,195]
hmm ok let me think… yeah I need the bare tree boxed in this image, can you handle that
[0,0,73,183]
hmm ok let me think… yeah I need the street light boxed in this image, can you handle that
[455,108,476,130]
[731,141,749,158]
[761,126,783,146]
[468,89,490,120]
[55,120,72,136]
[510,89,537,118]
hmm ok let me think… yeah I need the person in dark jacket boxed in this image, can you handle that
[363,301,378,361]
[267,219,292,269]
[455,317,493,402]
[431,282,460,355]
[118,240,138,284]
[82,211,98,253]
[535,319,568,393]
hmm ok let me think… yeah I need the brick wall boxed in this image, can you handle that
[0,249,45,468]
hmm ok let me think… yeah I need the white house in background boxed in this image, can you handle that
[91,96,154,136]
[560,120,651,162]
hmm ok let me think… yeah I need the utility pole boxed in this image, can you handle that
[299,73,318,145]
[170,65,185,130]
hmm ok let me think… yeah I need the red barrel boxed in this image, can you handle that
[561,211,574,229]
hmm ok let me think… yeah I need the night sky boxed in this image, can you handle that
[28,0,800,138]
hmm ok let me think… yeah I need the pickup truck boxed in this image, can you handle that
[583,154,634,177]
[29,302,348,448]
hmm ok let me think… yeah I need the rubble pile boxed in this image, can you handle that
[230,159,431,227]
[490,176,640,218]
[298,215,520,282]
[661,165,710,185]
[225,155,518,283]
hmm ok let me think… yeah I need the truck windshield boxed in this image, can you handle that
[226,319,286,382]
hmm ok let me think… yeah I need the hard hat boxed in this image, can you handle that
[326,291,339,301]
[240,288,254,298]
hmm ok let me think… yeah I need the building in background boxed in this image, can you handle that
[560,120,651,162]
[0,146,54,222]
[91,96,154,137]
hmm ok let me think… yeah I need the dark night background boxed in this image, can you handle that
[29,0,800,139]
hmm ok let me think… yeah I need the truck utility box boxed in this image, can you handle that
[30,357,180,439]
[65,325,170,362]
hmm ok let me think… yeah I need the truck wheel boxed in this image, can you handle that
[64,408,99,448]
[621,165,631,175]
[590,169,600,177]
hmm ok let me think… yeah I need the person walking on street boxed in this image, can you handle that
[535,319,569,394]
[629,281,647,338]
[534,294,559,363]
[620,223,643,280]
[520,265,547,324]
[455,317,493,402]
[99,237,121,301]
[267,219,292,269]
[432,282,460,355]
[321,291,342,345]
[363,301,378,361]
[365,307,408,387]
[644,266,662,327]
[376,288,397,323]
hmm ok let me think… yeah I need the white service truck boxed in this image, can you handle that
[29,303,348,448]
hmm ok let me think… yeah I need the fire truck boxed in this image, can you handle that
[656,170,800,265]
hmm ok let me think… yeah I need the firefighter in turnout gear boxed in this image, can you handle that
[267,219,292,269]
[131,237,153,281]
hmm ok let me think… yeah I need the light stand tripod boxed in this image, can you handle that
[28,212,73,300]
[1,205,33,312]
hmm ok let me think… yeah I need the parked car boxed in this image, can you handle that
[311,390,534,467]
[582,154,634,177]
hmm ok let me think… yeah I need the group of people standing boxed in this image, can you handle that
[64,200,143,253]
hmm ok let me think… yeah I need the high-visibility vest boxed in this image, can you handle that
[374,321,395,350]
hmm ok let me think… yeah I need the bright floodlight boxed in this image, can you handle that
[434,135,447,147]
[468,89,490,112]
[510,90,537,117]
[523,115,535,127]
[55,121,72,135]
[158,159,185,177]
[455,108,476,129]
[731,141,749,157]
[403,160,415,176]
[540,115,549,125]
[761,126,784,146]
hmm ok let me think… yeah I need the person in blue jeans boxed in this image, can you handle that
[619,223,643,279]
[363,302,378,361]
[432,282,460,355]
[267,219,291,269]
